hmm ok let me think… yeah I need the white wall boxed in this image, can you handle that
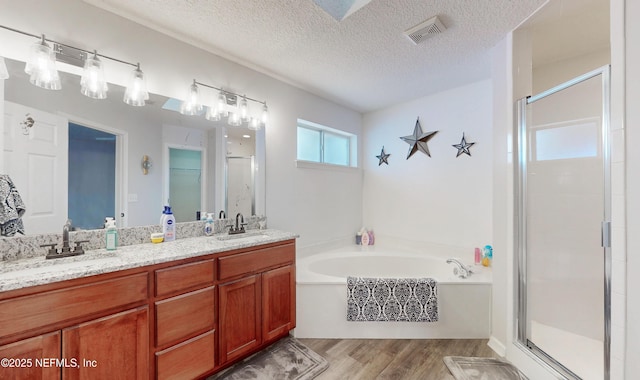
[362,80,493,254]
[0,0,363,247]
[624,0,640,377]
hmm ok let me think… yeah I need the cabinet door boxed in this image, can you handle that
[0,332,60,380]
[218,275,261,364]
[62,307,148,380]
[262,265,296,342]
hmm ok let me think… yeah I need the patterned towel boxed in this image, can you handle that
[0,175,26,236]
[347,276,438,322]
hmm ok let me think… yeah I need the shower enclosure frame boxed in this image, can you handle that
[515,65,611,380]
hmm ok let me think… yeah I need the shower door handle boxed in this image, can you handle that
[601,221,611,248]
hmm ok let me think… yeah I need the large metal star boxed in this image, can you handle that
[376,146,390,166]
[452,133,475,157]
[400,118,438,159]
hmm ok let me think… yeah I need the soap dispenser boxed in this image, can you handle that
[204,213,215,236]
[105,218,117,251]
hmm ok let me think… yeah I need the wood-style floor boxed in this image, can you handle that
[298,339,498,380]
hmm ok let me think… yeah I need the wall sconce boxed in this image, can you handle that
[142,155,152,175]
[20,113,35,135]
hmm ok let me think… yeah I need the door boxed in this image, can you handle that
[218,275,261,364]
[68,123,116,230]
[4,101,68,235]
[516,67,610,379]
[226,156,254,218]
[62,307,148,380]
[167,147,204,222]
[0,332,60,380]
[262,265,296,342]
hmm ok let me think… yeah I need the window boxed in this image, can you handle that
[297,119,356,167]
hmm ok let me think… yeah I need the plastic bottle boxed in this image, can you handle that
[162,206,176,242]
[105,218,117,251]
[204,213,214,236]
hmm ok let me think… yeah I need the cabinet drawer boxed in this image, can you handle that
[155,259,215,298]
[156,330,215,380]
[218,243,294,281]
[0,273,148,339]
[155,286,215,347]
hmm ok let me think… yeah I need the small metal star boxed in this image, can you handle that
[399,118,438,159]
[376,146,390,166]
[452,133,475,157]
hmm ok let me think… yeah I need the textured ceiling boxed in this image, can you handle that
[82,0,548,112]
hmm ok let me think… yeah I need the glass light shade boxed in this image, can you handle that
[248,117,261,131]
[180,81,202,115]
[217,91,228,117]
[0,57,9,80]
[239,96,250,122]
[80,52,108,99]
[25,36,61,90]
[123,64,149,106]
[205,105,221,121]
[227,111,241,127]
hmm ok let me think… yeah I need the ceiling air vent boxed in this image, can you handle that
[404,16,446,44]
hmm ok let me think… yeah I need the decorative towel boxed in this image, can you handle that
[0,175,26,236]
[347,276,438,322]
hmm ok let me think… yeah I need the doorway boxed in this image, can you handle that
[68,123,116,230]
[515,66,611,379]
[167,147,205,222]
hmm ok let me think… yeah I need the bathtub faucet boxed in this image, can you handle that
[446,258,472,279]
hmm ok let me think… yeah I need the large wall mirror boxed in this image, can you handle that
[1,57,265,235]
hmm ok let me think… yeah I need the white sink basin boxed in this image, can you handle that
[216,231,270,241]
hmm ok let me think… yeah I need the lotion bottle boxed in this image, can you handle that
[162,206,176,242]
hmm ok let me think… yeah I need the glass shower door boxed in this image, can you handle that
[516,67,610,380]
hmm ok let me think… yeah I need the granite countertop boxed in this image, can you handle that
[0,229,298,293]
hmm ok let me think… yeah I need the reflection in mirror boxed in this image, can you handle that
[1,57,264,235]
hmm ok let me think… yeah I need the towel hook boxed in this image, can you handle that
[20,113,35,135]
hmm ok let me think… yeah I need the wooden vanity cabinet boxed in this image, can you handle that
[153,259,216,380]
[0,238,296,380]
[0,272,149,380]
[218,242,296,365]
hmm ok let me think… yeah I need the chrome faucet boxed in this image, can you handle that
[61,219,72,252]
[226,212,247,235]
[41,219,88,259]
[235,213,245,231]
[446,258,472,279]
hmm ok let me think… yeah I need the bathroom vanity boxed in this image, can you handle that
[0,230,296,379]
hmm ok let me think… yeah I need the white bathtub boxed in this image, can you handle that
[294,246,492,339]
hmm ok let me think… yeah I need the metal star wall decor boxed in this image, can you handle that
[452,133,475,157]
[376,146,390,166]
[399,118,438,159]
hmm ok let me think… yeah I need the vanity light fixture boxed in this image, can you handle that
[0,24,148,105]
[182,79,269,129]
[0,56,9,79]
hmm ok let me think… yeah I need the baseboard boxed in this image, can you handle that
[488,336,506,357]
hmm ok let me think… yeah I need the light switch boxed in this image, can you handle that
[128,193,138,202]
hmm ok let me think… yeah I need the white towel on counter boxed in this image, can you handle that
[0,175,26,236]
[347,276,438,322]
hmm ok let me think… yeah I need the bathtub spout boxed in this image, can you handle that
[447,258,472,279]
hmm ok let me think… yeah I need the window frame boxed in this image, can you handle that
[296,119,357,168]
